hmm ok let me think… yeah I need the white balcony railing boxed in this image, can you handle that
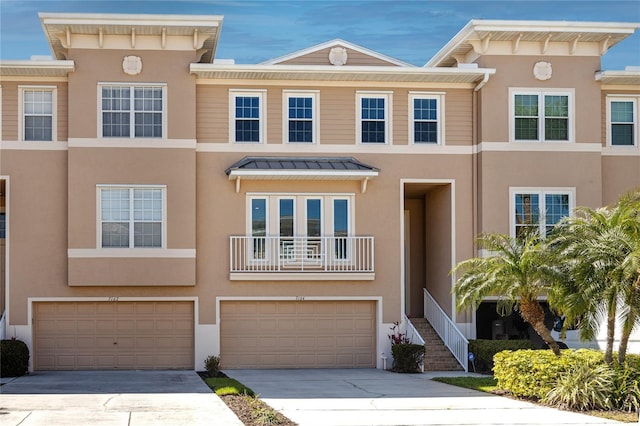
[230,235,374,274]
[424,288,469,372]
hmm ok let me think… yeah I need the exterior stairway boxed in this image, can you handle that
[410,317,464,371]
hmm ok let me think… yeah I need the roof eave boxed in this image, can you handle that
[0,60,75,76]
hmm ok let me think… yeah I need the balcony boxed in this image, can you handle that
[229,236,375,280]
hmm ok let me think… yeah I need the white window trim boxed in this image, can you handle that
[97,83,167,140]
[509,187,575,238]
[409,92,445,145]
[229,89,266,144]
[356,91,392,145]
[18,85,58,142]
[96,184,167,249]
[282,90,319,144]
[606,96,638,147]
[509,88,575,143]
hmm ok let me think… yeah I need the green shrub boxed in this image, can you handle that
[205,377,255,397]
[493,349,604,399]
[204,354,222,377]
[468,339,535,372]
[391,343,425,373]
[0,339,29,377]
[610,364,640,412]
[543,363,615,411]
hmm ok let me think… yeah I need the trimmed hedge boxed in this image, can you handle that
[468,339,535,372]
[493,348,640,407]
[391,343,425,373]
[1,339,29,378]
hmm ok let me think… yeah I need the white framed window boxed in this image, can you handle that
[607,97,638,147]
[19,86,57,141]
[283,91,319,144]
[357,91,392,144]
[230,90,266,143]
[510,89,574,143]
[409,92,444,144]
[99,84,166,138]
[98,185,166,248]
[510,188,575,238]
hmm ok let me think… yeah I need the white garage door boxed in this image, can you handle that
[34,301,194,370]
[220,300,375,368]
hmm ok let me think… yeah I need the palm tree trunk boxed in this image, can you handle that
[519,299,561,356]
[618,310,637,364]
[605,297,617,365]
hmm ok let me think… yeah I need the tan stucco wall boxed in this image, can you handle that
[477,55,601,143]
[66,49,197,140]
[601,156,640,206]
[68,257,196,286]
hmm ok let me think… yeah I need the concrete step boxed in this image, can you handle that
[409,317,464,371]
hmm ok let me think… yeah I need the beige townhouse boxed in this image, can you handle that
[0,13,638,371]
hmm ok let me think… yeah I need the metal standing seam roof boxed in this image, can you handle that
[225,157,379,175]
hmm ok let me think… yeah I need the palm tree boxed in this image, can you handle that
[551,189,640,364]
[452,231,563,355]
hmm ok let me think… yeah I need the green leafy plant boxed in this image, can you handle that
[391,343,425,373]
[1,339,29,378]
[468,339,535,372]
[204,377,255,397]
[610,364,640,412]
[204,354,222,377]
[543,363,615,411]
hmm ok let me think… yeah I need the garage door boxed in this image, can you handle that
[34,301,194,370]
[220,300,375,368]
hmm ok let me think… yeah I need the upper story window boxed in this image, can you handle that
[607,98,637,147]
[510,188,574,238]
[100,84,165,138]
[284,91,318,143]
[410,93,443,144]
[510,89,573,143]
[230,90,265,143]
[357,92,391,144]
[19,86,56,141]
[99,186,165,248]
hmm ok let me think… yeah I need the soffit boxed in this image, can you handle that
[39,12,223,63]
[596,70,640,85]
[0,60,75,77]
[427,20,640,67]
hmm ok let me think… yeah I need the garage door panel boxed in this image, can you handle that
[34,302,194,370]
[221,301,375,369]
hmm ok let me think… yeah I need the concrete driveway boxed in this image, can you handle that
[0,370,243,426]
[228,369,624,426]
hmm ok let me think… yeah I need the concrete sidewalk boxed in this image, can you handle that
[228,369,626,426]
[0,370,243,426]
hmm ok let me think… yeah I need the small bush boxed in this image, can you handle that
[468,339,535,372]
[543,363,615,411]
[204,354,222,377]
[611,364,640,412]
[391,343,425,373]
[0,339,29,377]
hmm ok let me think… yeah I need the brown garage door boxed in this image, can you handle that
[34,301,194,370]
[220,300,375,368]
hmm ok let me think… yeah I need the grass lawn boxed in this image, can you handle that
[432,376,638,423]
[204,377,255,396]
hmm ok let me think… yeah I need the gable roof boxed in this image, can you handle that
[260,39,414,67]
[426,19,640,67]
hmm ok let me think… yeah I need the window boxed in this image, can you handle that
[99,186,165,248]
[511,189,574,238]
[511,89,573,142]
[20,86,56,141]
[0,212,5,239]
[100,84,164,138]
[357,92,391,144]
[608,98,637,146]
[410,93,443,144]
[230,90,265,143]
[247,194,353,261]
[284,91,318,143]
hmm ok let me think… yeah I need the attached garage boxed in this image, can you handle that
[220,300,376,368]
[33,301,194,370]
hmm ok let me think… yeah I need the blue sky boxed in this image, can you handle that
[1,0,639,69]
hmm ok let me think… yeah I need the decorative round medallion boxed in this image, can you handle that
[328,47,348,66]
[122,55,143,75]
[533,61,552,81]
